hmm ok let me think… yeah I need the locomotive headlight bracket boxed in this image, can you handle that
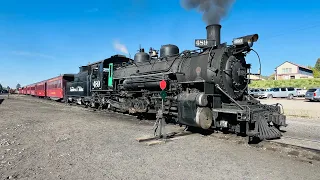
[232,34,259,47]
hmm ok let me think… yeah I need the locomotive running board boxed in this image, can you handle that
[212,108,245,114]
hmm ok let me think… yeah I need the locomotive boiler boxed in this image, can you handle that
[66,24,287,142]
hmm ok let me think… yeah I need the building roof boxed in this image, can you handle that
[276,61,312,71]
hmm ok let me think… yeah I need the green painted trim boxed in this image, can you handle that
[108,63,113,87]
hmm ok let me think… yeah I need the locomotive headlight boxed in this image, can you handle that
[232,34,259,47]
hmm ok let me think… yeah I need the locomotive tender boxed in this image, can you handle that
[65,24,287,141]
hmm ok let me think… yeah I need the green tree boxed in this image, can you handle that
[315,58,320,71]
[313,68,320,78]
[307,65,313,69]
[268,73,275,80]
[16,83,21,89]
[308,66,320,78]
[0,83,2,90]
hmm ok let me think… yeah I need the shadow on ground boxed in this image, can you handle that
[0,98,4,105]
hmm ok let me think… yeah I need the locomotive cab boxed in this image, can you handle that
[90,62,112,91]
[91,55,132,91]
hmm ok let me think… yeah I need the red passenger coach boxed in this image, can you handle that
[21,88,25,94]
[35,81,46,97]
[46,74,74,101]
[18,88,23,94]
[26,86,31,95]
[30,84,36,96]
[22,87,27,94]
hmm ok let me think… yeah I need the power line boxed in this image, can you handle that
[263,21,320,40]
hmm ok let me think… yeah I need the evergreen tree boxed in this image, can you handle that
[308,64,320,78]
[268,73,275,80]
[16,83,21,89]
[315,58,320,71]
[313,68,320,78]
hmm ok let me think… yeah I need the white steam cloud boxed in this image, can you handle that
[113,40,129,54]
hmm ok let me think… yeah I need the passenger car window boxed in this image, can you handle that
[273,88,279,92]
[307,89,317,92]
[281,88,286,91]
[287,87,294,91]
[58,80,61,88]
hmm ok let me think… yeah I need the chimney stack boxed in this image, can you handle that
[206,24,221,46]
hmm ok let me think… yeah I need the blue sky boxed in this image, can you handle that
[1,0,320,88]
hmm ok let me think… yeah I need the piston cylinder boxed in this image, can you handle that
[177,92,212,129]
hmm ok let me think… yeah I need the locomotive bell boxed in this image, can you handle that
[149,48,158,57]
[151,50,157,57]
[151,50,158,57]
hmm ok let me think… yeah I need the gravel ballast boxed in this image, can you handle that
[1,95,320,180]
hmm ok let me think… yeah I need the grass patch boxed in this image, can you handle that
[249,78,320,89]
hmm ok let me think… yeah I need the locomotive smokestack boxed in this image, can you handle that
[206,24,221,46]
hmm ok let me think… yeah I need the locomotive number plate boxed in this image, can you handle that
[233,38,244,45]
[195,39,208,47]
[93,80,101,88]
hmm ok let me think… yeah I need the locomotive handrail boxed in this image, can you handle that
[247,93,260,103]
[249,48,262,79]
[215,84,244,110]
[122,72,173,79]
[131,49,199,76]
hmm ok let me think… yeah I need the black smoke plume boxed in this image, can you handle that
[180,0,235,25]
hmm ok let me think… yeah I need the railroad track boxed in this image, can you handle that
[10,95,320,160]
[268,136,320,153]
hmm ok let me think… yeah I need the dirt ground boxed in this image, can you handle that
[260,98,320,119]
[258,98,320,141]
[1,95,320,180]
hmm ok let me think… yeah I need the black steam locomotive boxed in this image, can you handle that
[65,24,287,141]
